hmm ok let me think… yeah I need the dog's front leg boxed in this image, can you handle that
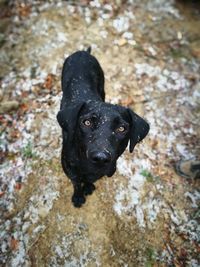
[61,147,85,207]
[83,183,96,196]
[71,181,85,208]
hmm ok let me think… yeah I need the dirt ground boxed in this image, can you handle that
[0,1,200,266]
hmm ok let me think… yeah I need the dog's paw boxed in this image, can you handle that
[72,194,86,208]
[83,183,96,196]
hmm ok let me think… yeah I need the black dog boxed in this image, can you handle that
[57,48,149,207]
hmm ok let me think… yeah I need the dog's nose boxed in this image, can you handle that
[91,151,111,164]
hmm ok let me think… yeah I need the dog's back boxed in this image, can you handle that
[61,49,105,102]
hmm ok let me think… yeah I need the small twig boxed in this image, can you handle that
[27,226,47,252]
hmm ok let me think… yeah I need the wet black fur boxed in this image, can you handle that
[57,48,150,207]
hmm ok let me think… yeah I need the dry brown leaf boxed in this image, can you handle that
[19,103,29,113]
[120,97,134,107]
[10,237,19,251]
[21,91,29,98]
[17,3,31,17]
[15,182,22,190]
[10,129,20,140]
[43,74,55,90]
[0,191,5,197]
[151,139,158,149]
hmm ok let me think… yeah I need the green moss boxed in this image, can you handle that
[145,247,156,267]
[169,47,188,59]
[21,142,36,159]
[140,169,155,182]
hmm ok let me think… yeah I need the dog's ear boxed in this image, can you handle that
[127,108,150,153]
[57,102,85,140]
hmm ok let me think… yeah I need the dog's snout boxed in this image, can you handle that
[91,151,111,165]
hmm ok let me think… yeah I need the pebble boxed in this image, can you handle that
[117,38,127,46]
[0,100,19,114]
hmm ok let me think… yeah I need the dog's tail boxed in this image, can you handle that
[86,46,92,54]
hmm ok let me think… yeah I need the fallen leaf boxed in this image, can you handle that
[120,97,134,106]
[10,237,19,251]
[15,182,22,190]
[0,150,8,164]
[0,191,5,197]
[17,3,31,17]
[21,91,29,98]
[150,139,158,149]
[10,129,21,140]
[19,103,29,113]
[43,74,55,90]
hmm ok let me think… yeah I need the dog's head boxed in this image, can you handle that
[57,101,149,177]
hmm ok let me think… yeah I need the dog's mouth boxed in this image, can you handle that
[106,164,116,177]
[91,160,116,177]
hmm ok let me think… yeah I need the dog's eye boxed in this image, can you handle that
[83,119,92,127]
[116,126,126,133]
